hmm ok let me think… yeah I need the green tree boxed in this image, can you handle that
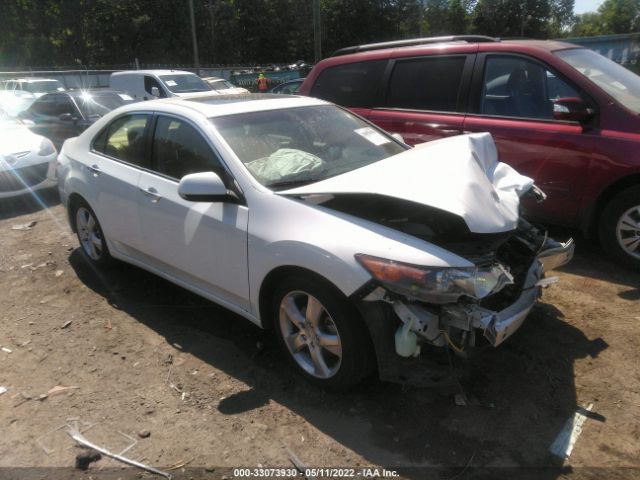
[471,0,557,38]
[449,0,469,33]
[423,0,451,35]
[549,0,575,36]
[598,0,640,33]
[569,11,605,36]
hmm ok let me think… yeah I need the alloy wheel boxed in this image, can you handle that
[76,207,103,261]
[616,205,640,260]
[278,291,343,379]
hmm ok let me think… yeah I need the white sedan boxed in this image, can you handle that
[57,94,573,388]
[0,108,57,199]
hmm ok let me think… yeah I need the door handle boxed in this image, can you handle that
[140,187,162,203]
[425,123,464,137]
[433,126,463,137]
[88,164,101,177]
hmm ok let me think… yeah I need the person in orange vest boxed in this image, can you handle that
[257,73,268,92]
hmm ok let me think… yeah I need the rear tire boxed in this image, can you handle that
[599,186,640,269]
[272,274,374,390]
[72,199,114,268]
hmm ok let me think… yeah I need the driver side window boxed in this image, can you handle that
[480,56,581,120]
[144,76,166,98]
[152,116,225,180]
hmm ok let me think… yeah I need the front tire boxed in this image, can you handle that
[272,275,374,389]
[599,186,640,269]
[72,200,114,268]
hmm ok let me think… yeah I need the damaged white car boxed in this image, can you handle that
[57,94,574,389]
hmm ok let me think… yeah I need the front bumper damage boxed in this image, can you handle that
[393,257,542,350]
[357,237,575,386]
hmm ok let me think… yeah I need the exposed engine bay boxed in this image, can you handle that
[280,133,574,375]
[315,192,575,357]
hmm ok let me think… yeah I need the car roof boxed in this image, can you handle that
[497,38,579,51]
[2,78,61,83]
[35,89,126,99]
[117,93,329,118]
[111,69,195,76]
[65,89,126,97]
[324,38,581,63]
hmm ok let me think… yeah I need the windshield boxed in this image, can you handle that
[24,80,64,94]
[209,79,237,91]
[159,74,211,93]
[76,94,124,117]
[211,105,407,190]
[556,48,640,114]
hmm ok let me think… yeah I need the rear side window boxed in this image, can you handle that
[31,97,57,116]
[387,56,466,112]
[29,95,72,116]
[152,116,224,180]
[93,114,150,166]
[50,96,77,117]
[310,60,386,108]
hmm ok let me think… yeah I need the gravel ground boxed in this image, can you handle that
[0,192,638,480]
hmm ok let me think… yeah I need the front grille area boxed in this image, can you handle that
[0,162,49,192]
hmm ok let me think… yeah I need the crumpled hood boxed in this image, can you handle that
[279,133,534,234]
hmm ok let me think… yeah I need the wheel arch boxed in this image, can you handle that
[258,266,342,331]
[66,192,90,233]
[584,174,640,238]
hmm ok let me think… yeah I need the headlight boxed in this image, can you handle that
[37,138,56,156]
[355,254,513,303]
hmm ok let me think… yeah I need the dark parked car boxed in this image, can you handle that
[300,36,640,268]
[20,90,134,149]
[270,78,305,94]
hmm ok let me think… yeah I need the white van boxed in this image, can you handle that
[109,70,211,101]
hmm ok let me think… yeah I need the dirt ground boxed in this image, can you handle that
[0,191,639,480]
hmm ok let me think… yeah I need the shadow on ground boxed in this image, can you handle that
[70,248,609,480]
[547,226,640,298]
[0,188,60,221]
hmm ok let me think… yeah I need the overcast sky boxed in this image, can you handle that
[574,0,603,14]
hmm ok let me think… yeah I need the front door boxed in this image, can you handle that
[136,114,250,310]
[464,54,599,226]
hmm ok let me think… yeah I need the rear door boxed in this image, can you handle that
[84,113,151,254]
[136,114,250,310]
[464,53,597,225]
[367,54,475,145]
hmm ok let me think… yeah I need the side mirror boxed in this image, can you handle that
[178,171,231,202]
[150,86,160,98]
[552,97,594,123]
[58,113,75,122]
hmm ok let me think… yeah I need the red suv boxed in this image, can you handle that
[299,36,640,268]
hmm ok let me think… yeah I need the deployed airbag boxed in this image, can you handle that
[246,148,324,183]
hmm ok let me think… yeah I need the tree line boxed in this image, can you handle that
[0,0,639,69]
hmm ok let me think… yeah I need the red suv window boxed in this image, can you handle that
[387,56,467,112]
[310,60,386,108]
[480,55,583,120]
